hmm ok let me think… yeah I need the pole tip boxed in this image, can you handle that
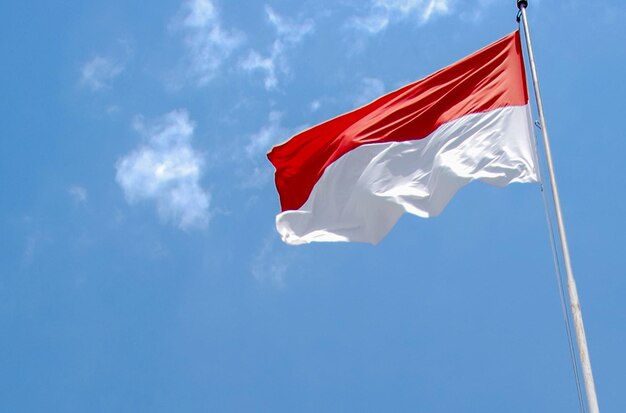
[517,0,528,9]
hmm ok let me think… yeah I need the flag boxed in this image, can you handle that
[267,31,538,245]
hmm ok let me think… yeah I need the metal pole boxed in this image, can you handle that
[516,2,600,413]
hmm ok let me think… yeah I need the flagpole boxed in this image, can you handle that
[516,2,600,413]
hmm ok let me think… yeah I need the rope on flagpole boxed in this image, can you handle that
[513,20,585,412]
[517,2,601,413]
[535,123,587,413]
[517,4,586,413]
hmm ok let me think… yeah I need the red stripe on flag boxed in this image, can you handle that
[268,31,529,212]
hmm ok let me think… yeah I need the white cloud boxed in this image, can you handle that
[240,51,277,90]
[353,77,386,107]
[349,13,390,35]
[458,0,495,23]
[116,110,210,230]
[241,111,310,188]
[173,0,244,86]
[240,111,290,188]
[251,234,293,288]
[421,0,449,21]
[350,0,451,34]
[68,185,88,203]
[265,5,314,44]
[21,230,52,267]
[243,165,273,189]
[310,100,322,112]
[245,111,287,158]
[240,6,314,90]
[80,56,124,90]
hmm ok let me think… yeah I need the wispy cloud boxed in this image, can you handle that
[173,0,244,86]
[21,227,52,267]
[251,233,295,288]
[68,185,88,204]
[240,6,314,90]
[80,56,125,91]
[245,111,287,159]
[116,110,211,230]
[349,0,450,34]
[80,40,133,91]
[241,111,291,188]
[353,77,386,107]
[310,99,322,112]
[240,51,277,90]
[457,0,497,22]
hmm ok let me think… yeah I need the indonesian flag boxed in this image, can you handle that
[268,31,538,245]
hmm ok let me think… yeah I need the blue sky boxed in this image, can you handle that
[2,0,625,411]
